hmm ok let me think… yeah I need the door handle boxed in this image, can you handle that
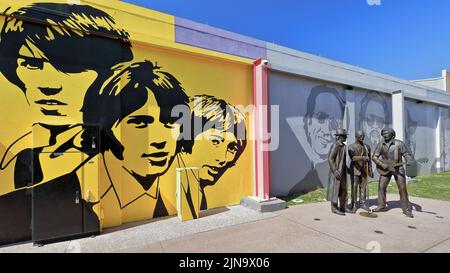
[75,191,80,204]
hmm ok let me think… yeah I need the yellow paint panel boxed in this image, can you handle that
[95,46,254,228]
[0,14,4,30]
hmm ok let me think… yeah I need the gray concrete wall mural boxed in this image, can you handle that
[270,71,394,197]
[270,72,345,196]
[405,100,439,175]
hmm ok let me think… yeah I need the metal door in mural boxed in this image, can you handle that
[31,126,101,244]
[32,153,100,243]
[32,152,83,243]
[0,187,32,245]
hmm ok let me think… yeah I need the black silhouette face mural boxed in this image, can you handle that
[85,61,189,187]
[0,2,134,246]
[182,95,247,186]
[0,2,249,245]
[0,3,132,126]
[177,95,247,211]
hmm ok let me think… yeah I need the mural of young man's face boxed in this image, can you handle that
[113,92,179,180]
[362,99,386,148]
[16,41,98,126]
[307,92,343,158]
[192,129,239,186]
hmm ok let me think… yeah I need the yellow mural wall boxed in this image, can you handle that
[98,42,254,228]
[0,0,254,244]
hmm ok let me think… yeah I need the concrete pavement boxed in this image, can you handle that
[1,194,450,253]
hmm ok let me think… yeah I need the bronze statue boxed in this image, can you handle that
[372,128,414,218]
[327,129,350,215]
[348,131,373,212]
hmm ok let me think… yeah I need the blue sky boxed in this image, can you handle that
[122,0,450,80]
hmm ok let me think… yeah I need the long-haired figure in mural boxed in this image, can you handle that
[0,3,132,245]
[405,110,418,157]
[288,85,346,195]
[359,92,390,150]
[177,95,247,215]
[86,61,189,225]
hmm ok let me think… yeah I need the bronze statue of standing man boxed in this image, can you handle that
[348,131,373,212]
[327,129,350,215]
[372,128,414,218]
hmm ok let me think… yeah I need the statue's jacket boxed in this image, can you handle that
[327,142,347,202]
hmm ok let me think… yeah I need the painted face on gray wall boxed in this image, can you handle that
[363,100,385,146]
[359,93,389,149]
[305,88,345,159]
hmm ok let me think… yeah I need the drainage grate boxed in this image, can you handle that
[374,230,384,234]
[314,218,321,221]
[436,216,445,219]
[408,226,417,229]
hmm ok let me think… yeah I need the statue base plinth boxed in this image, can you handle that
[241,196,286,213]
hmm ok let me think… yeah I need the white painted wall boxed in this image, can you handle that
[412,78,446,91]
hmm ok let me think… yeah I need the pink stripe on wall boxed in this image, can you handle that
[253,58,271,200]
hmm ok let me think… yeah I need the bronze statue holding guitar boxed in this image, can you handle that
[376,158,428,177]
[372,128,419,218]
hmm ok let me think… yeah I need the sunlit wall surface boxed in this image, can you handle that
[404,100,439,175]
[270,72,392,196]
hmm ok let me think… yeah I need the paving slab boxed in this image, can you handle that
[277,194,450,253]
[0,205,276,253]
[1,194,449,253]
[159,216,364,253]
[424,238,450,253]
[113,242,165,253]
[0,240,70,253]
